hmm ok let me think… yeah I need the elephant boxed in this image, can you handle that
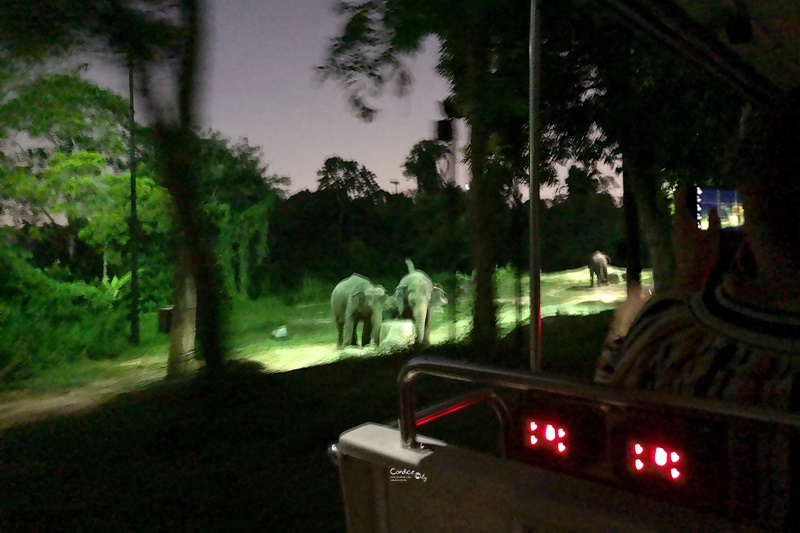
[393,259,448,347]
[588,251,611,286]
[331,274,387,349]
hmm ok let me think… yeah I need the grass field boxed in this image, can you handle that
[19,266,649,390]
[0,267,652,531]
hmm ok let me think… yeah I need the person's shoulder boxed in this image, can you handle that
[624,290,692,338]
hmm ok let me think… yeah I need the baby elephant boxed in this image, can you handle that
[393,259,448,347]
[588,251,611,286]
[331,274,387,349]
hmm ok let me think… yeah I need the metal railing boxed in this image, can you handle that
[397,356,800,451]
[390,387,512,456]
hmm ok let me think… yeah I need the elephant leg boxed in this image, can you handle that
[344,315,357,347]
[362,318,372,346]
[336,320,344,349]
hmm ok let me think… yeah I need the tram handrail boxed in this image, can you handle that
[389,387,512,456]
[398,356,800,450]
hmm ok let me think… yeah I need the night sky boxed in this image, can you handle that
[201,0,455,193]
[87,0,453,194]
[82,0,614,197]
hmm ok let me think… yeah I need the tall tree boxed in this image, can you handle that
[1,0,226,377]
[197,132,289,300]
[575,4,743,288]
[317,156,382,199]
[402,139,449,193]
[317,155,384,247]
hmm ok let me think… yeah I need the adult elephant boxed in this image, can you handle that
[588,251,611,286]
[331,274,387,349]
[393,259,448,347]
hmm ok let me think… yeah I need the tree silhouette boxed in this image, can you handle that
[402,139,449,193]
[317,156,382,200]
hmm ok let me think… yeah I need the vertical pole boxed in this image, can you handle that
[529,0,543,372]
[129,53,140,345]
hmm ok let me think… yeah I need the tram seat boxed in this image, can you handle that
[330,358,800,531]
[333,422,752,532]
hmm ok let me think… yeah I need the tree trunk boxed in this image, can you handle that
[168,243,198,378]
[465,46,497,353]
[623,147,675,290]
[621,160,642,298]
[156,128,225,377]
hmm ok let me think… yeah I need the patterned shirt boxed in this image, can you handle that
[595,283,800,527]
[599,285,800,404]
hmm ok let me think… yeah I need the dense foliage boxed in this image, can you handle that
[268,166,626,292]
[0,244,127,381]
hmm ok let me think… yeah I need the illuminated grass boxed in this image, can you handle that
[8,267,653,390]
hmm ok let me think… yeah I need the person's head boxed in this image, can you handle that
[733,89,800,273]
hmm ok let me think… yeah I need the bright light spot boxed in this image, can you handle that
[670,452,680,463]
[529,421,537,432]
[654,447,667,467]
[557,443,566,453]
[633,443,643,455]
[530,436,538,446]
[557,428,565,439]
[635,459,644,471]
[671,468,681,480]
[545,425,555,441]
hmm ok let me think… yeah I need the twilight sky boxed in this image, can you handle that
[84,0,611,197]
[200,0,453,193]
[83,0,453,194]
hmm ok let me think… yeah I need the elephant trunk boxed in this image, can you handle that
[412,304,426,344]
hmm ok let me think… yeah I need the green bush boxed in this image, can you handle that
[0,247,127,383]
[285,274,334,305]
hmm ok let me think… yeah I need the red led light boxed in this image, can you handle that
[629,441,687,483]
[654,447,667,467]
[523,419,568,456]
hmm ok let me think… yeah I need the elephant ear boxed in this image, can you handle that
[351,289,366,307]
[375,285,387,303]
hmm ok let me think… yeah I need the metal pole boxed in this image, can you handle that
[529,0,542,372]
[129,53,140,345]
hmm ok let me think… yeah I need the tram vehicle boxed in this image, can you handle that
[328,1,800,531]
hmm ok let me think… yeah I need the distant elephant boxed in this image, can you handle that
[393,259,448,347]
[588,251,611,286]
[331,274,387,349]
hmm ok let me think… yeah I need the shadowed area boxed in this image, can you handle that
[0,310,615,531]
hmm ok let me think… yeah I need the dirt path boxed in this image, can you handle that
[0,369,164,432]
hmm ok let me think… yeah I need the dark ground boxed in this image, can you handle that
[0,313,609,531]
